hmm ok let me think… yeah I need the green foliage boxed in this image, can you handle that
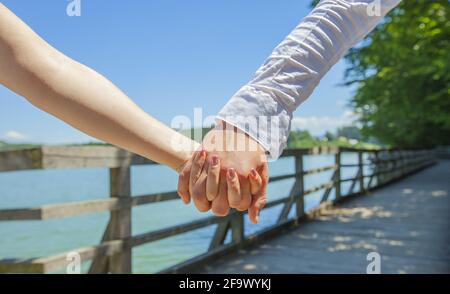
[344,0,450,148]
[0,142,39,151]
[336,126,362,141]
[287,130,378,149]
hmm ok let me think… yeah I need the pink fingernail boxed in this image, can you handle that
[227,168,236,179]
[250,168,258,178]
[211,155,219,166]
[200,150,206,158]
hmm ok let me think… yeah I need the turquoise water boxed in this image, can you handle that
[0,153,368,273]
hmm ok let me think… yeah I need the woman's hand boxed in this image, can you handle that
[177,125,269,224]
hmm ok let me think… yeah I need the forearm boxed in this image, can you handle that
[0,4,198,171]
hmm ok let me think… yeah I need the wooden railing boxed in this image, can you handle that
[0,146,437,273]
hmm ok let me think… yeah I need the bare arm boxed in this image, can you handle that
[0,4,198,171]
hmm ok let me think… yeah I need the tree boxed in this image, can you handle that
[312,0,450,148]
[325,131,336,141]
[346,0,450,148]
[336,126,362,141]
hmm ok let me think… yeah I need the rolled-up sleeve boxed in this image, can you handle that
[217,0,401,159]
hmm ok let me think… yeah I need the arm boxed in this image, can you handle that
[0,4,198,171]
[218,0,401,159]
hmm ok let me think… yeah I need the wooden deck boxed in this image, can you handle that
[199,161,450,274]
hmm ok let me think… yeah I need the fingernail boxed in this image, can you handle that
[227,168,236,179]
[250,168,257,178]
[200,150,206,158]
[255,215,260,224]
[211,155,219,166]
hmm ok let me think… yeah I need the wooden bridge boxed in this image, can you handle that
[0,146,447,274]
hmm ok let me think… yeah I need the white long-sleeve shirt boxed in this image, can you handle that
[217,0,401,159]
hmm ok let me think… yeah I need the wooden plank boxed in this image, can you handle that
[302,164,337,176]
[131,214,232,247]
[0,239,125,274]
[303,181,335,196]
[321,171,337,203]
[278,175,302,222]
[334,152,342,201]
[358,151,365,193]
[268,173,296,183]
[88,221,113,273]
[209,220,230,250]
[367,151,379,188]
[0,146,431,173]
[0,208,42,221]
[0,146,155,172]
[0,192,180,221]
[295,154,305,218]
[107,166,132,274]
[282,146,339,156]
[132,191,179,205]
[0,148,43,172]
[0,199,121,221]
[230,212,244,244]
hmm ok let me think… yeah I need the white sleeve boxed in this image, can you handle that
[217,0,401,159]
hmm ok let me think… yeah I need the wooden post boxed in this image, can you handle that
[108,166,132,273]
[372,151,380,188]
[401,151,406,176]
[358,151,364,193]
[295,153,305,218]
[209,221,230,250]
[230,212,244,245]
[334,150,341,201]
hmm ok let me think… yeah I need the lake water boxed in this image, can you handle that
[0,152,371,273]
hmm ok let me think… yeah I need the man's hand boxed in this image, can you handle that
[177,122,269,224]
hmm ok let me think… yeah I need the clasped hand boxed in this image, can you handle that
[177,122,269,224]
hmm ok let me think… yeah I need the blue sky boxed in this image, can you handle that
[0,0,356,144]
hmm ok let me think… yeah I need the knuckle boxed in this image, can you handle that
[258,196,267,208]
[191,187,203,200]
[206,191,216,201]
[212,204,229,217]
[237,196,251,211]
[230,181,240,191]
[228,198,241,208]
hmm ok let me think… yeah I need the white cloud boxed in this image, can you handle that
[291,111,358,136]
[3,130,28,141]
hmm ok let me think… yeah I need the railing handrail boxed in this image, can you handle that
[0,146,437,274]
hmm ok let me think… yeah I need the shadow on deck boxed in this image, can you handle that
[199,161,450,274]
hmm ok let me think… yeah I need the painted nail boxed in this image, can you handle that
[211,155,219,166]
[227,168,236,179]
[200,150,207,158]
[250,168,258,178]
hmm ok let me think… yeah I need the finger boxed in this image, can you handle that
[177,159,192,204]
[192,163,211,212]
[192,172,211,212]
[206,155,220,201]
[249,168,263,195]
[236,176,251,211]
[226,168,241,208]
[248,164,269,224]
[212,173,229,216]
[189,150,206,194]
